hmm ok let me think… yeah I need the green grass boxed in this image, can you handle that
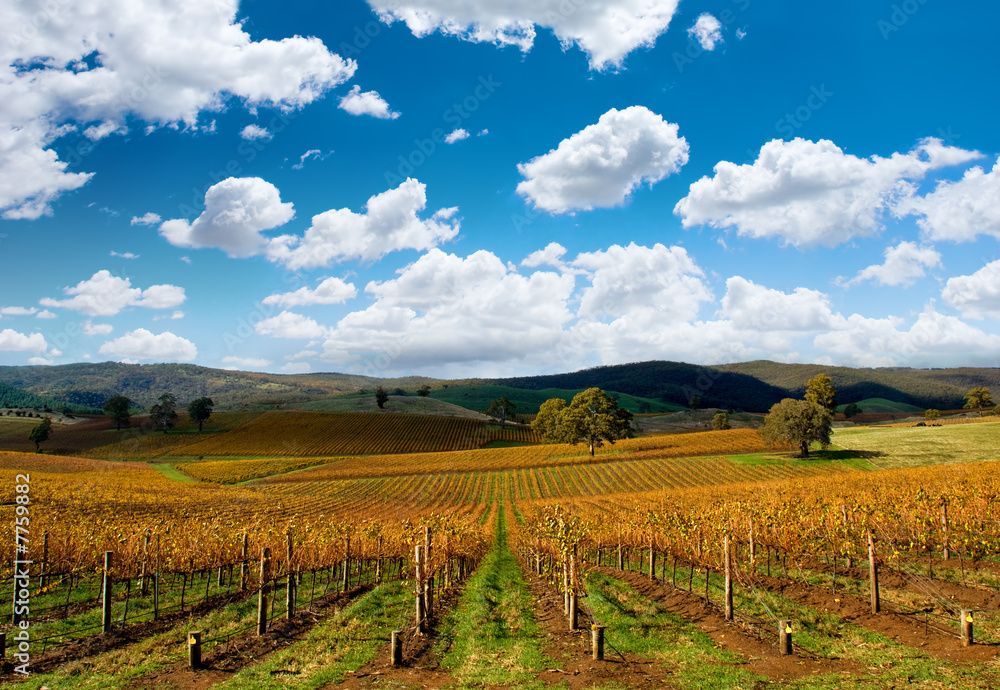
[148,462,198,482]
[430,384,683,415]
[836,398,923,414]
[834,420,1000,468]
[436,507,553,688]
[584,571,764,689]
[726,447,874,471]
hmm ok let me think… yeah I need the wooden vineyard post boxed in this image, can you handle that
[942,501,950,560]
[286,531,295,620]
[568,543,578,631]
[960,610,974,646]
[779,620,793,655]
[342,537,351,592]
[102,551,113,633]
[591,625,605,660]
[842,506,853,569]
[188,631,202,669]
[648,538,656,582]
[391,630,403,666]
[868,531,880,614]
[617,542,623,570]
[376,535,384,585]
[139,532,150,596]
[724,535,733,622]
[563,559,570,615]
[257,547,271,636]
[240,533,249,592]
[748,519,755,568]
[424,526,433,618]
[153,571,159,620]
[415,544,426,634]
[40,531,49,590]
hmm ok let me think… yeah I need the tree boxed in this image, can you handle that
[485,397,517,427]
[964,387,994,417]
[188,397,214,433]
[375,386,389,409]
[392,388,406,396]
[924,408,941,421]
[638,401,652,414]
[689,395,701,410]
[758,398,832,458]
[28,417,52,453]
[532,388,633,456]
[149,393,178,433]
[417,385,431,397]
[103,395,132,431]
[712,412,731,431]
[843,403,862,419]
[805,373,837,412]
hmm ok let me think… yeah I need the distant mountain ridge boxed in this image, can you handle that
[0,359,996,413]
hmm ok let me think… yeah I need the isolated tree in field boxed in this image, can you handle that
[712,412,731,431]
[418,385,431,397]
[924,408,940,421]
[964,387,994,417]
[149,393,178,433]
[28,417,52,453]
[689,395,701,410]
[533,388,633,456]
[485,397,517,427]
[843,403,861,419]
[375,386,388,409]
[188,397,214,432]
[758,398,832,459]
[805,373,837,412]
[103,395,132,430]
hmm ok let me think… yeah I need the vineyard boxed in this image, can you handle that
[167,411,541,458]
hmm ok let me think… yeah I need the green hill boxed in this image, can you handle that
[430,384,684,415]
[836,398,924,414]
[0,381,98,413]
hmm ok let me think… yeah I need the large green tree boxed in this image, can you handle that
[964,387,994,417]
[805,373,837,412]
[485,397,517,427]
[375,386,389,409]
[28,417,52,453]
[758,398,832,458]
[532,388,633,456]
[103,395,132,431]
[149,393,178,433]
[712,412,731,431]
[188,397,214,432]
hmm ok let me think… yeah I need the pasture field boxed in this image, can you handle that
[4,420,1000,687]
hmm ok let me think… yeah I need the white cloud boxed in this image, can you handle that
[477,129,489,137]
[522,242,569,270]
[26,357,55,366]
[0,307,38,316]
[1,0,356,219]
[445,128,470,144]
[240,125,273,141]
[263,277,358,308]
[255,312,331,340]
[267,179,460,269]
[36,310,56,320]
[39,270,185,317]
[281,362,312,374]
[675,137,982,247]
[130,213,161,226]
[338,85,400,119]
[840,241,942,287]
[98,329,197,362]
[721,277,838,331]
[159,177,295,257]
[0,329,47,353]
[292,149,332,169]
[736,28,747,40]
[688,14,723,51]
[180,257,192,264]
[942,260,1000,319]
[222,356,273,369]
[898,158,1000,242]
[368,0,681,70]
[82,321,114,336]
[110,251,139,259]
[517,106,688,214]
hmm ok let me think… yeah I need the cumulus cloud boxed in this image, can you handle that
[675,137,981,247]
[338,85,400,119]
[688,14,723,51]
[522,242,570,270]
[110,251,139,259]
[36,310,56,320]
[158,178,295,257]
[222,356,273,369]
[517,106,688,214]
[0,307,38,316]
[445,128,470,144]
[98,329,197,362]
[942,260,1000,319]
[255,311,331,340]
[1,0,356,219]
[26,357,55,366]
[898,158,1000,242]
[0,329,47,353]
[240,125,272,141]
[40,270,186,317]
[130,213,161,226]
[263,277,358,308]
[839,241,942,287]
[82,321,114,336]
[281,362,311,374]
[292,149,332,169]
[266,179,460,269]
[368,0,680,70]
[721,277,838,331]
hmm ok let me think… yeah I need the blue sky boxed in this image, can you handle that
[1,0,999,377]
